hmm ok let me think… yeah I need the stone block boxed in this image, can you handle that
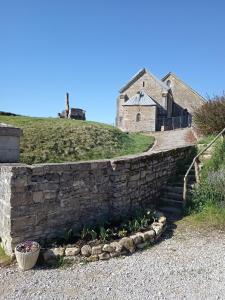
[0,124,22,163]
[86,255,99,262]
[81,245,92,257]
[91,245,102,255]
[119,237,135,253]
[33,191,44,203]
[65,247,80,256]
[98,252,110,260]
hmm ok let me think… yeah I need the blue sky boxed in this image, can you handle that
[1,0,225,124]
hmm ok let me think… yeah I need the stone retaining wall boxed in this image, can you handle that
[0,146,194,254]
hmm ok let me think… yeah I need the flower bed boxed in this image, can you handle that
[42,210,166,265]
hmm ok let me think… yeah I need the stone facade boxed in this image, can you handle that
[116,68,205,132]
[122,105,156,132]
[161,73,205,115]
[0,146,194,254]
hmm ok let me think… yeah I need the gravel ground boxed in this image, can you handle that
[1,225,225,300]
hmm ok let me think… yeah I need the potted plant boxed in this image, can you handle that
[15,241,40,271]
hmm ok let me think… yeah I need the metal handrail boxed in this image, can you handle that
[183,127,225,203]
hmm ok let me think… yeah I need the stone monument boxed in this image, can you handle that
[0,123,22,163]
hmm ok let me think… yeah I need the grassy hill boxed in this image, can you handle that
[0,116,154,165]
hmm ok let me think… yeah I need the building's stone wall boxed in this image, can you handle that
[122,72,167,107]
[116,72,168,129]
[0,146,194,254]
[122,106,156,132]
[162,74,205,115]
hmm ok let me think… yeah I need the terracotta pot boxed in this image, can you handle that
[15,243,40,271]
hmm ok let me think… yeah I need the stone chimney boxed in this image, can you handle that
[65,92,70,118]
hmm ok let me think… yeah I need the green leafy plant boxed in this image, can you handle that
[193,94,225,135]
[118,229,128,238]
[63,228,73,243]
[187,140,225,215]
[80,226,90,240]
[139,216,149,229]
[0,245,11,267]
[128,219,140,232]
[89,229,97,240]
[99,227,112,241]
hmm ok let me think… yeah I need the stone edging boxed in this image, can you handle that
[42,211,167,265]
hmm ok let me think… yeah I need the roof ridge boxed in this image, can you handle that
[119,68,146,93]
[119,68,169,93]
[123,90,157,106]
[145,70,169,90]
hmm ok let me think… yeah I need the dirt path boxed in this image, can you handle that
[147,128,197,152]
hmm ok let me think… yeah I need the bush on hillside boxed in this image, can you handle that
[193,93,225,135]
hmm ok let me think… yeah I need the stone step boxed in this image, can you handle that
[164,186,183,194]
[160,197,183,209]
[169,181,195,189]
[185,164,195,168]
[178,174,196,181]
[180,169,195,176]
[158,206,183,216]
[163,192,183,201]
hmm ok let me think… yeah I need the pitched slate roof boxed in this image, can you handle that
[162,72,206,102]
[123,91,157,106]
[119,68,169,93]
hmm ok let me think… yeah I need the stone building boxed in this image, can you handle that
[116,68,205,132]
[58,93,86,120]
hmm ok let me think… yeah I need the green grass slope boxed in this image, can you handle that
[0,116,154,164]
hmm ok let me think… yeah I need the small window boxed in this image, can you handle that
[166,80,171,88]
[136,113,141,122]
[142,81,145,87]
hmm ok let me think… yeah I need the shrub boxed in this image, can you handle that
[187,172,225,213]
[187,140,225,214]
[200,140,225,178]
[193,93,225,135]
[208,168,225,197]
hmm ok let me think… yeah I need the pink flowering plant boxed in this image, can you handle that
[16,241,39,253]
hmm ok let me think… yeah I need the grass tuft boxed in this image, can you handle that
[0,246,11,266]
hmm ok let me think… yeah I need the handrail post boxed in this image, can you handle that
[194,158,200,184]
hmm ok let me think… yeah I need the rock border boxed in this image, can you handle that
[42,211,166,265]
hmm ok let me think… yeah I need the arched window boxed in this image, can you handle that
[136,113,141,122]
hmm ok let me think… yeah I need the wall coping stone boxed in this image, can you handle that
[0,123,22,137]
[0,145,194,170]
